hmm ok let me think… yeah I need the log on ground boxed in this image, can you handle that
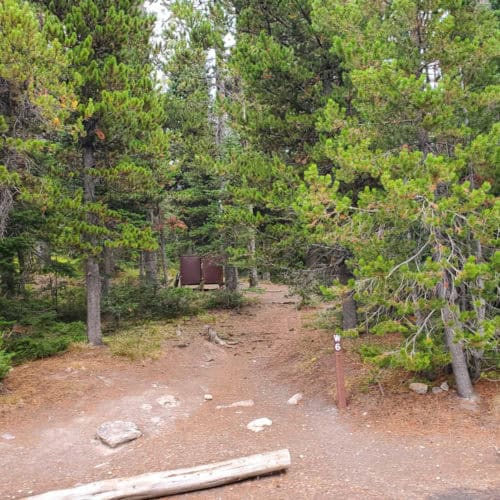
[26,448,291,500]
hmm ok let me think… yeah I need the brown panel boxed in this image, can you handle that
[201,258,224,285]
[180,256,202,285]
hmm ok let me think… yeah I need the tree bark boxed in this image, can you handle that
[28,449,291,500]
[438,270,476,399]
[225,265,239,292]
[83,144,102,346]
[143,250,158,287]
[159,217,169,287]
[342,291,358,330]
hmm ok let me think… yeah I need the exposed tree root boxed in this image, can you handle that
[202,325,239,348]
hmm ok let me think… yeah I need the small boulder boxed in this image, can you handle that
[96,421,142,448]
[156,395,179,408]
[432,387,443,395]
[440,382,449,391]
[246,418,272,432]
[287,393,303,405]
[204,394,213,401]
[409,382,428,395]
[1,433,15,441]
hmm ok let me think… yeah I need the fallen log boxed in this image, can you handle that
[26,449,291,500]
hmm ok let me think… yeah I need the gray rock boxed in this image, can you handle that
[96,421,142,448]
[409,382,428,394]
[440,382,449,391]
[156,395,179,408]
[287,393,303,405]
[246,418,272,432]
[432,387,443,395]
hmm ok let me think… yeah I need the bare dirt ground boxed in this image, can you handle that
[0,284,499,499]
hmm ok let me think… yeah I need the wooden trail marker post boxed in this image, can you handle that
[333,334,347,409]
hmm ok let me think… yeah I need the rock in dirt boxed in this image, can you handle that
[409,382,428,394]
[204,394,213,401]
[1,433,15,440]
[156,395,180,408]
[432,387,443,395]
[287,393,303,405]
[440,382,449,391]
[247,418,273,432]
[141,404,153,411]
[216,399,254,409]
[96,421,142,448]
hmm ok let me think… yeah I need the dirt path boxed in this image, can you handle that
[0,285,498,499]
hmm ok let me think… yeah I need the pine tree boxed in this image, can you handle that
[298,0,500,398]
[0,0,70,294]
[40,0,168,344]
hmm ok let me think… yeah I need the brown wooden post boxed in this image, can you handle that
[333,334,347,409]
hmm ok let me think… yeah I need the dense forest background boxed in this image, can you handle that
[0,0,498,400]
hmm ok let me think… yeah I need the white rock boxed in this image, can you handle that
[287,393,303,405]
[440,382,449,391]
[246,418,272,433]
[216,399,254,409]
[432,387,443,395]
[150,417,162,425]
[156,395,179,408]
[409,382,428,394]
[204,394,213,401]
[1,433,15,440]
[96,421,142,448]
[141,404,153,411]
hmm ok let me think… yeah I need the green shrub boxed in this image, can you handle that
[0,296,56,326]
[102,283,142,322]
[102,284,202,322]
[56,286,86,322]
[204,290,245,310]
[0,347,12,381]
[5,335,69,363]
[149,287,202,317]
[3,321,86,364]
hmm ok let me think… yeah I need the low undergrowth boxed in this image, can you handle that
[104,321,177,361]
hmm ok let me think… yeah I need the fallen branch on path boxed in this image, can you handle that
[202,325,239,347]
[26,449,291,500]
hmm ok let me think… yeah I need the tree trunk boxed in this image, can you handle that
[142,250,158,287]
[159,226,168,287]
[342,291,358,330]
[438,270,476,399]
[225,265,239,292]
[83,144,102,346]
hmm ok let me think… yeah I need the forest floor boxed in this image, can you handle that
[0,284,499,499]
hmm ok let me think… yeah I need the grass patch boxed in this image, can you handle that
[104,321,176,361]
